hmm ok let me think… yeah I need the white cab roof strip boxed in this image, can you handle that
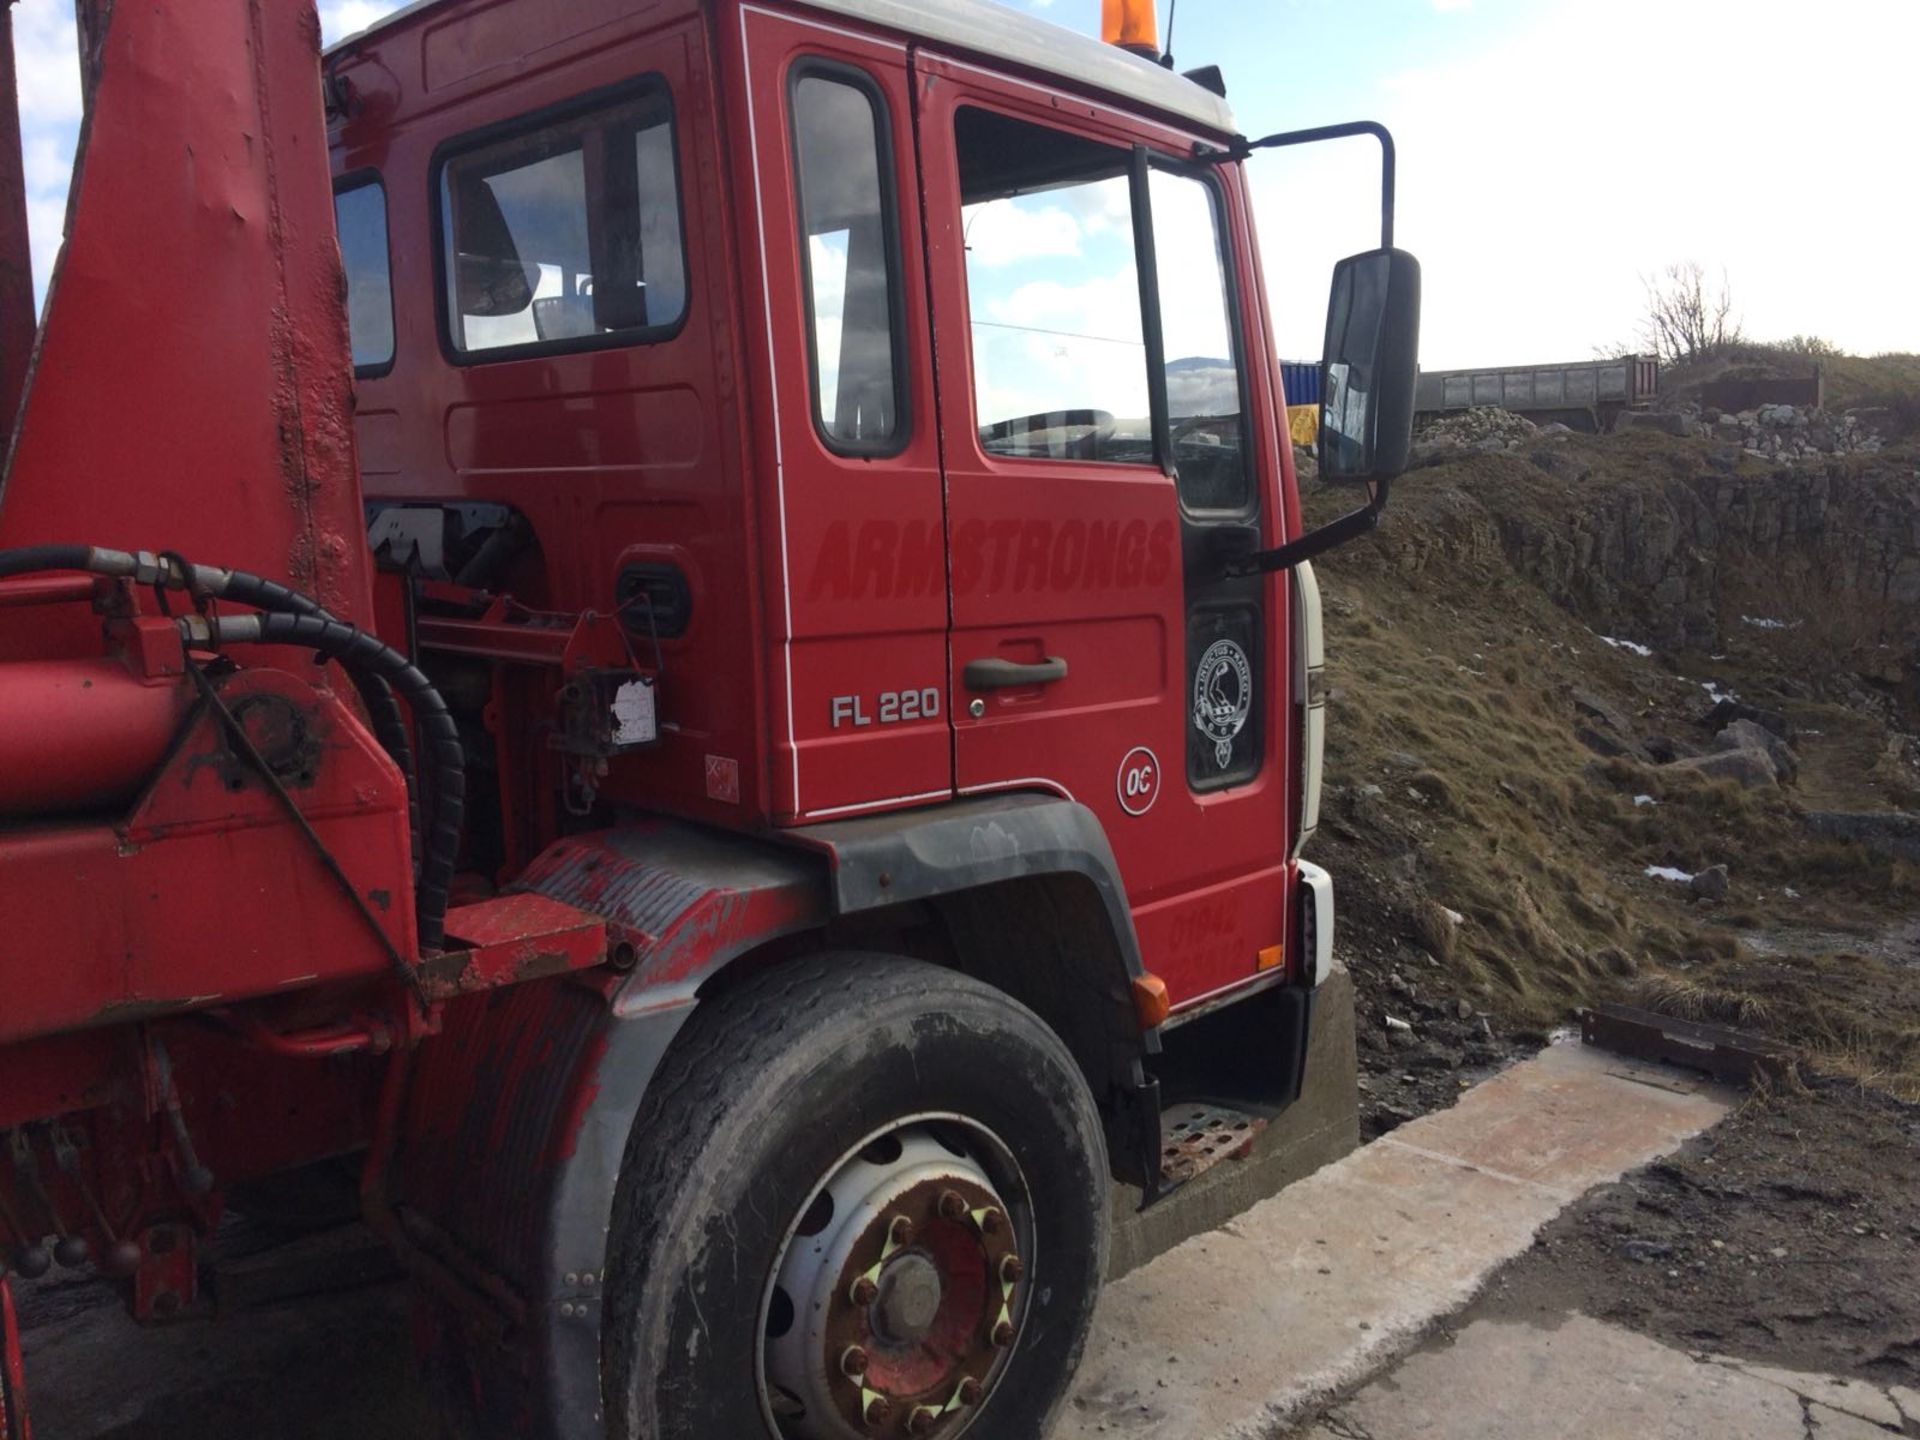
[326,0,1237,135]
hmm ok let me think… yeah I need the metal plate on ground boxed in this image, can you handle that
[1160,1102,1266,1187]
[1581,1003,1796,1085]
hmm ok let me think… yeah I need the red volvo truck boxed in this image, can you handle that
[0,0,1417,1434]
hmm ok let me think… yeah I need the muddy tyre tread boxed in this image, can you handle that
[603,952,1108,1440]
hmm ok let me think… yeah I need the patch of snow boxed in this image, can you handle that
[1740,615,1799,631]
[1700,680,1738,705]
[1598,635,1654,658]
[1645,865,1695,883]
[1440,907,1465,926]
[1634,794,1657,807]
[1784,887,1801,899]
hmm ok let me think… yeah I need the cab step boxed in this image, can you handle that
[1158,1101,1267,1189]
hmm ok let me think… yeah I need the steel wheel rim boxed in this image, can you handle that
[755,1111,1036,1439]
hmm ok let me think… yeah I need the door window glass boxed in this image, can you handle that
[792,68,905,454]
[334,179,394,372]
[957,108,1151,463]
[1150,168,1249,511]
[439,83,686,358]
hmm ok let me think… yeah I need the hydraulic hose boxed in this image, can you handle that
[192,611,464,951]
[0,544,454,949]
[0,544,94,580]
[0,546,426,882]
[215,570,422,883]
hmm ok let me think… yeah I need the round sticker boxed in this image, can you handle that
[1116,745,1161,816]
[1193,639,1252,771]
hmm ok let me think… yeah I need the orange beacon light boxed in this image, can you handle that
[1102,0,1161,60]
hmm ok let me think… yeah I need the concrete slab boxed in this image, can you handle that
[1305,1315,1902,1440]
[1055,1041,1734,1440]
[1699,1355,1910,1431]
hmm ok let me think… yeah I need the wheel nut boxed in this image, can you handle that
[979,1207,1006,1237]
[841,1345,870,1379]
[938,1189,968,1220]
[957,1376,984,1406]
[12,1245,51,1280]
[863,1394,894,1426]
[850,1275,879,1306]
[890,1215,915,1247]
[991,1319,1016,1348]
[906,1405,940,1435]
[1000,1254,1025,1283]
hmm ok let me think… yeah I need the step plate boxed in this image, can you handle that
[1160,1102,1267,1188]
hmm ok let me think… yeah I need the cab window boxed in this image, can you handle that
[1149,167,1250,512]
[334,178,394,373]
[791,65,906,455]
[438,82,687,359]
[956,108,1151,464]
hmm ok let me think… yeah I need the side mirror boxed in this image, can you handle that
[1320,248,1421,483]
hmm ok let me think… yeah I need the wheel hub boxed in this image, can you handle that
[760,1123,1030,1440]
[872,1253,942,1344]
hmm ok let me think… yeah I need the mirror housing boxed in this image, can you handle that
[1213,247,1423,579]
[1320,247,1421,484]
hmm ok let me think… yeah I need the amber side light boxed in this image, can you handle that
[1131,973,1171,1030]
[1256,944,1285,973]
[1101,0,1160,59]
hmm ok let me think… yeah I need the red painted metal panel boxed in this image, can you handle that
[0,0,373,637]
[730,6,952,823]
[0,670,415,1047]
[426,892,607,998]
[331,2,776,836]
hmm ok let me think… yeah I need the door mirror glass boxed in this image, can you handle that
[1320,247,1420,483]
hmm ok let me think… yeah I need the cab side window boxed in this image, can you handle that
[791,65,906,454]
[439,82,687,359]
[334,178,394,373]
[956,108,1151,464]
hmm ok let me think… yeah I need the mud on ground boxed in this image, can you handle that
[1303,405,1920,1386]
[1468,1079,1920,1389]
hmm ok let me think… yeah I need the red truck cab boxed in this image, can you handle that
[0,1,1415,1434]
[332,0,1316,1013]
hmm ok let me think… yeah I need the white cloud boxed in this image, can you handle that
[318,1,409,46]
[1252,0,1920,366]
[964,200,1083,267]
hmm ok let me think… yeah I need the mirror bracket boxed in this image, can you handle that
[1220,480,1391,577]
[1194,120,1396,249]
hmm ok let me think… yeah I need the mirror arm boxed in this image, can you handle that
[1195,120,1396,249]
[1224,479,1392,577]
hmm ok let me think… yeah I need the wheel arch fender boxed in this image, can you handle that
[402,799,1158,1437]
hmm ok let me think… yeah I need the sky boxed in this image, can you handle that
[11,0,1919,368]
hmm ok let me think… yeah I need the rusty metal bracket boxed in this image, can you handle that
[1581,1003,1797,1086]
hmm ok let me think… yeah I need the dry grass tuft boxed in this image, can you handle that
[1633,974,1773,1029]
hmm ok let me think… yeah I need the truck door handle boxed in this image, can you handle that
[963,656,1068,690]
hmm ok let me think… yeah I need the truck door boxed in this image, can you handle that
[734,6,951,822]
[913,56,1294,1011]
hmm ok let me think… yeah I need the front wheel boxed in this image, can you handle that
[603,954,1109,1440]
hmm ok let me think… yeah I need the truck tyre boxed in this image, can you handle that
[603,953,1109,1440]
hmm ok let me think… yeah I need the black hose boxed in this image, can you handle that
[0,544,93,580]
[0,544,455,949]
[217,571,422,883]
[212,612,464,952]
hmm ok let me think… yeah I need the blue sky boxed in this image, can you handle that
[13,0,1918,366]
